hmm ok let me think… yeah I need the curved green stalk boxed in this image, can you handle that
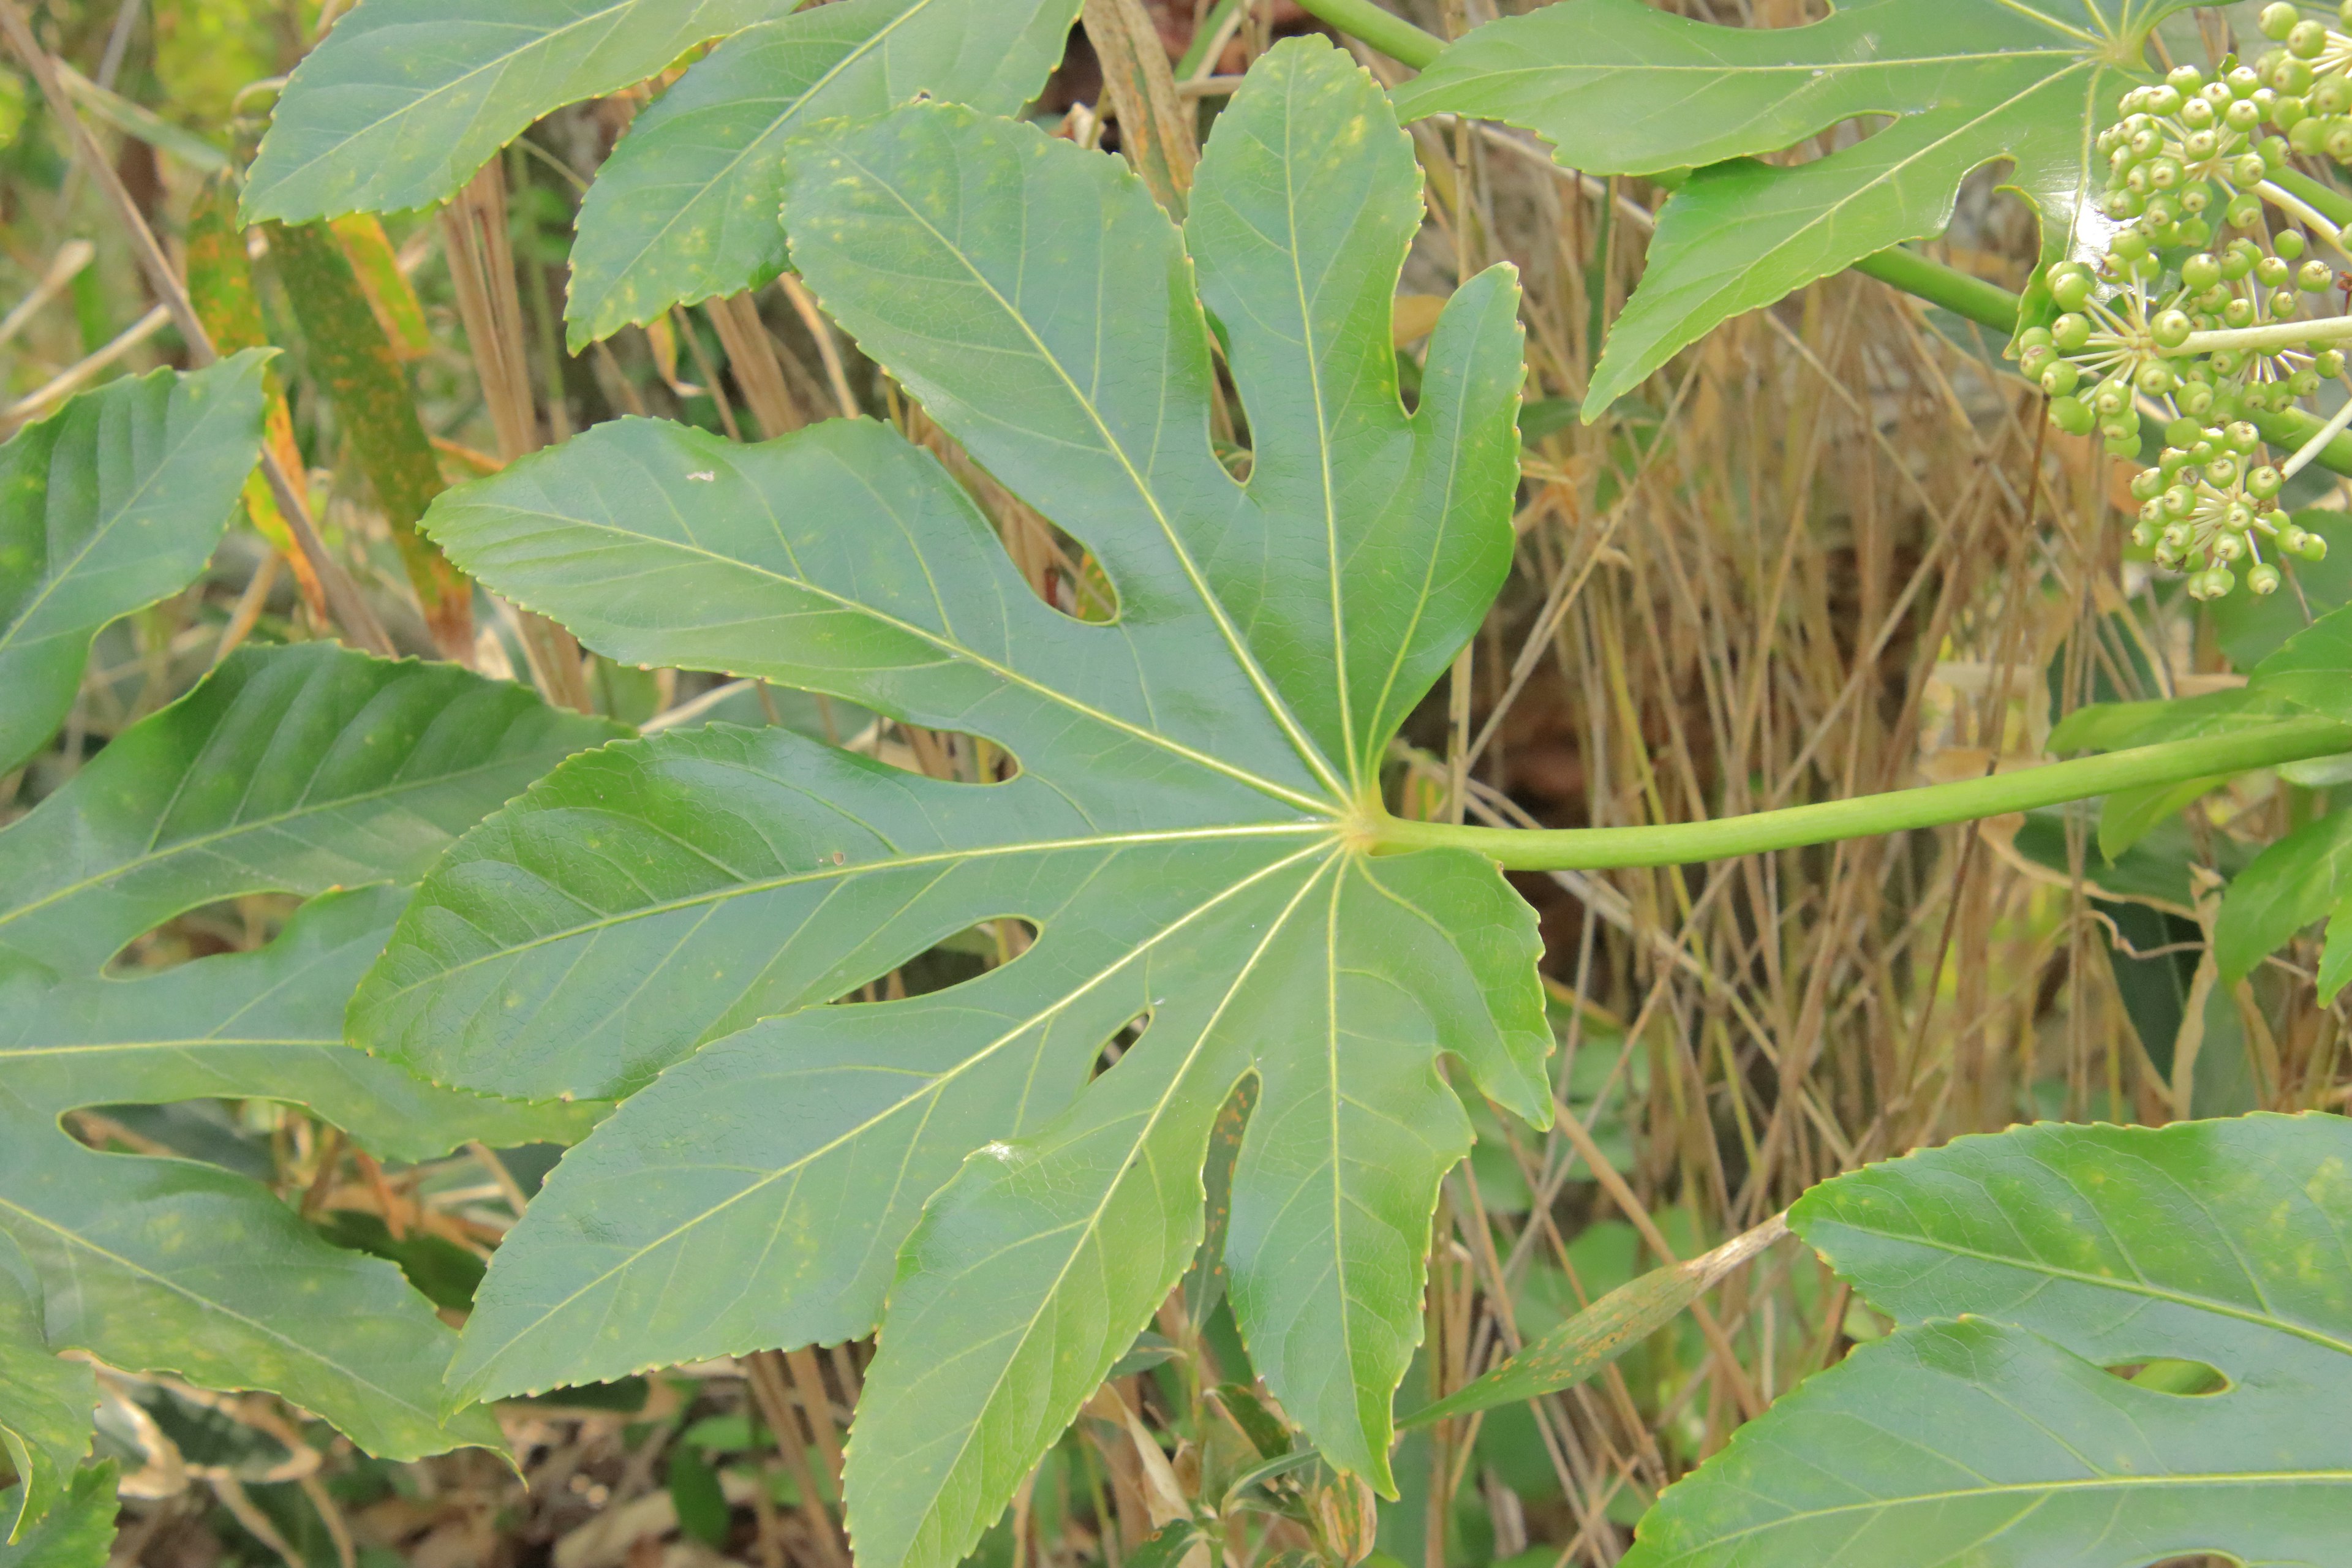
[1289,0,1441,67]
[1374,718,2352,869]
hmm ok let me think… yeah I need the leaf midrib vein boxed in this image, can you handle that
[486,503,1335,814]
[835,140,1353,805]
[900,852,1339,1548]
[379,822,1327,998]
[584,0,944,328]
[462,840,1335,1389]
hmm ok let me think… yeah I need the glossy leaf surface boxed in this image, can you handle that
[0,355,269,774]
[565,0,1080,347]
[1392,0,2193,413]
[1626,1115,2352,1565]
[242,0,799,222]
[0,647,617,1461]
[357,40,1544,1567]
[0,1234,93,1545]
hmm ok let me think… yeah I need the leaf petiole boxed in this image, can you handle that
[1374,717,2352,869]
[2177,314,2352,358]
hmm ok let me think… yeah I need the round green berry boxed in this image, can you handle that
[2228,420,2263,451]
[2303,531,2332,561]
[2291,113,2332,152]
[2279,229,2311,261]
[2251,464,2286,498]
[2166,416,2203,446]
[2152,308,2194,348]
[2250,562,2285,594]
[2052,312,2092,351]
[2301,258,2337,291]
[2275,92,2311,128]
[2264,1,2302,39]
[2048,263,2095,310]
[2293,20,2331,58]
[2320,348,2347,376]
[2228,191,2267,228]
[2042,360,2081,396]
[2329,121,2352,159]
[2319,77,2352,115]
[2050,394,2096,435]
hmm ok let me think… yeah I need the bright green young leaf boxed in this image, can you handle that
[2216,809,2352,996]
[241,0,800,224]
[0,1234,94,1545]
[2045,688,2300,859]
[1626,1115,2352,1566]
[2251,601,2352,723]
[565,0,1080,348]
[0,1464,115,1568]
[1391,0,2192,415]
[0,645,619,1462]
[356,39,1544,1563]
[0,355,270,774]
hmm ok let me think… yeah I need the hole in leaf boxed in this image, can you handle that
[835,919,1041,1006]
[902,405,1123,625]
[104,892,303,977]
[1093,1011,1153,1080]
[2104,1359,2231,1396]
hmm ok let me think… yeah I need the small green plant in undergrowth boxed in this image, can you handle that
[2,5,2351,1568]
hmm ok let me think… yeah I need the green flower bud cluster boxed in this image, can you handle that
[2097,62,2280,241]
[2022,245,2345,455]
[2127,416,2327,599]
[2023,34,2352,599]
[2257,3,2352,160]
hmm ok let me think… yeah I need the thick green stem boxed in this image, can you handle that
[2271,167,2352,227]
[1850,247,2019,333]
[2179,315,2352,355]
[1373,718,2352,869]
[1289,0,1441,67]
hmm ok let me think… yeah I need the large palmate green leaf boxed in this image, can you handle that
[1392,0,2191,414]
[1624,1115,2352,1566]
[564,0,1080,347]
[353,39,1543,1566]
[0,1234,94,1545]
[241,0,799,223]
[0,646,619,1462]
[0,354,270,774]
